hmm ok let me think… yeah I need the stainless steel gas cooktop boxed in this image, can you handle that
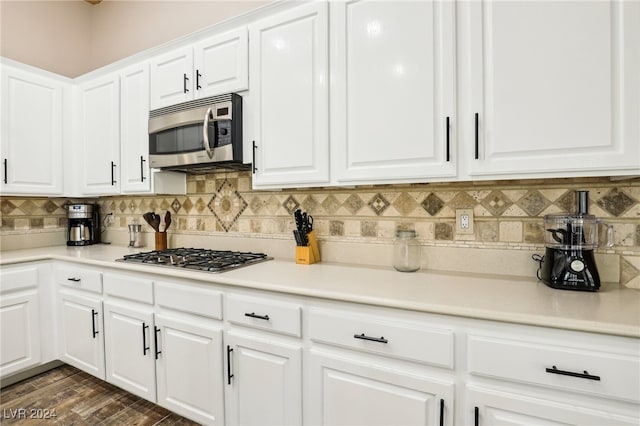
[116,248,272,273]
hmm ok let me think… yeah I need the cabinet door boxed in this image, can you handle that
[150,47,193,110]
[79,74,120,195]
[155,314,224,426]
[0,290,41,377]
[249,2,330,187]
[225,332,302,426]
[103,302,156,402]
[331,0,456,184]
[120,63,152,193]
[306,350,454,426]
[57,291,105,379]
[461,0,640,178]
[194,28,249,98]
[0,64,64,195]
[467,386,639,425]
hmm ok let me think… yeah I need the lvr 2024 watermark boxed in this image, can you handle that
[2,408,57,419]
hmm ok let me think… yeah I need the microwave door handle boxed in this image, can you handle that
[203,108,214,159]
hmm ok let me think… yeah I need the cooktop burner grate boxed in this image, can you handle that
[116,248,272,273]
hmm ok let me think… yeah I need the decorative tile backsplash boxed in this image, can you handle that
[1,174,639,287]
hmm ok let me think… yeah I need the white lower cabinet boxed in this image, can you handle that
[0,265,41,378]
[155,314,224,426]
[467,385,639,426]
[57,290,105,379]
[224,332,302,426]
[103,301,156,401]
[307,350,454,426]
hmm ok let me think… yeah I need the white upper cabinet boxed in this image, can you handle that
[0,63,66,195]
[194,28,249,98]
[249,1,330,188]
[120,62,152,193]
[331,0,457,184]
[78,73,121,195]
[150,47,193,110]
[150,28,248,111]
[460,0,640,179]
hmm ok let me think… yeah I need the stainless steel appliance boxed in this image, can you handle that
[128,223,143,248]
[148,93,245,172]
[66,203,99,246]
[117,248,272,273]
[540,191,603,291]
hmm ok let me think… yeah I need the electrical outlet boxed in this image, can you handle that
[456,209,474,234]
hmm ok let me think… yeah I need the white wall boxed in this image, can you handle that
[0,0,270,77]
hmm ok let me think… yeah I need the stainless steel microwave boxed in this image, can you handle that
[148,93,245,172]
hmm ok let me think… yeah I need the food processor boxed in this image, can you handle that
[540,191,610,291]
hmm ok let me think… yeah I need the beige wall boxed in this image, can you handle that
[0,0,269,77]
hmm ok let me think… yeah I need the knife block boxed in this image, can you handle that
[296,231,320,265]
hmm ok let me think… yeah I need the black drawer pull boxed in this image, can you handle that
[67,277,81,282]
[445,116,450,162]
[244,312,270,321]
[227,345,234,385]
[154,326,162,359]
[183,73,189,93]
[474,406,479,426]
[142,323,149,356]
[91,309,99,338]
[545,365,600,381]
[140,156,146,182]
[252,141,257,174]
[3,158,7,184]
[354,333,388,344]
[111,161,117,185]
[439,398,444,426]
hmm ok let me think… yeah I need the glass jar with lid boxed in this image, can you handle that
[393,230,421,272]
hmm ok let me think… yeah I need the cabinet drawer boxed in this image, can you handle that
[103,273,153,304]
[226,294,301,337]
[55,264,102,293]
[309,308,454,368]
[468,334,640,402]
[156,281,222,320]
[0,265,39,293]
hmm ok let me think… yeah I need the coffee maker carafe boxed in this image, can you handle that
[67,203,99,246]
[540,191,607,291]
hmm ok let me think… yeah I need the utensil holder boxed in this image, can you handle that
[296,231,320,265]
[155,232,167,250]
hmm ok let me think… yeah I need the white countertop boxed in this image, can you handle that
[1,245,639,338]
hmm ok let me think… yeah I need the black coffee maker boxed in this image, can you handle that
[541,191,602,291]
[66,203,100,246]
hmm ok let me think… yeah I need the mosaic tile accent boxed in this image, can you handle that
[482,190,513,216]
[421,193,445,216]
[283,195,300,215]
[322,195,341,215]
[170,199,181,213]
[207,178,247,232]
[597,188,636,217]
[517,190,551,216]
[393,193,418,216]
[1,199,17,214]
[344,194,365,215]
[368,193,390,216]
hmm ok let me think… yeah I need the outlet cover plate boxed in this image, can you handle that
[456,209,474,234]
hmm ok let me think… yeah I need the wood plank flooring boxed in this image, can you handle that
[0,365,200,425]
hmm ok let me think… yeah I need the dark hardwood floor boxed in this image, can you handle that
[0,365,200,425]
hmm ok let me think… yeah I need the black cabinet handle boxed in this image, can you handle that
[474,406,479,426]
[183,73,189,93]
[140,156,146,182]
[439,399,444,426]
[353,333,388,344]
[445,116,451,162]
[91,309,99,338]
[545,365,601,381]
[244,312,270,321]
[252,141,257,174]
[142,323,149,355]
[111,161,117,185]
[474,113,479,160]
[67,277,81,282]
[3,158,7,184]
[227,345,234,385]
[196,70,202,90]
[154,326,161,359]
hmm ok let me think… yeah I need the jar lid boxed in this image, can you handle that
[396,230,417,238]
